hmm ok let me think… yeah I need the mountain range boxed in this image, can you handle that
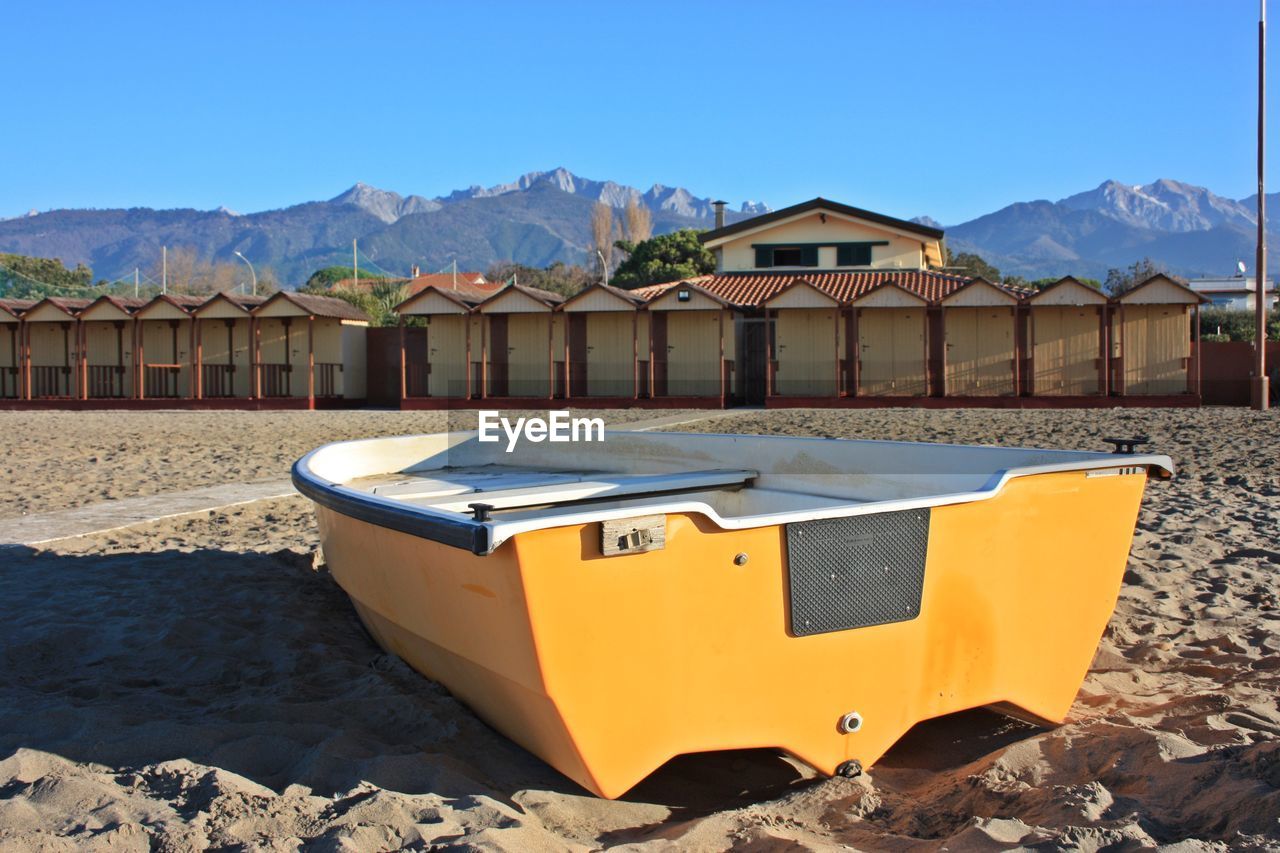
[942,178,1278,281]
[1,170,1275,285]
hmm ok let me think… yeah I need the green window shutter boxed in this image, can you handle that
[837,243,873,266]
[800,245,819,266]
[755,246,772,268]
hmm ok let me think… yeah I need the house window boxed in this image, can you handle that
[754,245,819,268]
[772,247,805,266]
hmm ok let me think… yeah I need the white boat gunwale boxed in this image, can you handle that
[292,430,1174,556]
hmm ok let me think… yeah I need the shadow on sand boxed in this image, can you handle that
[0,544,1040,822]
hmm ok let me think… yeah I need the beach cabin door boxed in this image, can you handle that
[1033,307,1100,395]
[858,309,927,396]
[742,321,767,404]
[488,315,509,397]
[568,314,588,397]
[1120,305,1190,395]
[945,308,1015,396]
[651,313,668,396]
[775,309,837,396]
[405,327,429,397]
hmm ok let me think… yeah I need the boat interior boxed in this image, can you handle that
[300,431,1173,550]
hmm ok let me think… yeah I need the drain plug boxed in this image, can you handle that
[838,711,863,734]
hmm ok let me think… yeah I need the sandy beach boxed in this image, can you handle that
[1,407,1277,850]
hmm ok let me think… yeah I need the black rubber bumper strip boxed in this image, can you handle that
[291,460,492,555]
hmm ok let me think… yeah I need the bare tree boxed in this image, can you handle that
[146,246,264,295]
[148,246,198,292]
[590,202,615,279]
[623,198,652,245]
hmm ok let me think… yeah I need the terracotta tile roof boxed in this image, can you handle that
[630,279,735,308]
[630,270,994,308]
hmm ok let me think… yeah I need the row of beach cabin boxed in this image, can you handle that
[0,197,1209,409]
[0,272,1204,409]
[392,272,1206,407]
[0,291,369,406]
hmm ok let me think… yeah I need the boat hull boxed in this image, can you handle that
[314,466,1148,798]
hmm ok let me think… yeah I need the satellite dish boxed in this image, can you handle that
[1238,260,1248,275]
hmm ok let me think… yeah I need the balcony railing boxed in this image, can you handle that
[405,363,430,397]
[315,363,342,398]
[201,363,237,398]
[144,365,182,398]
[31,365,73,399]
[87,365,127,399]
[0,366,19,399]
[260,363,292,398]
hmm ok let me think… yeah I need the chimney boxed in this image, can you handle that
[713,200,727,229]
[411,264,420,278]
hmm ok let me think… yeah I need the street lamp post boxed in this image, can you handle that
[1254,0,1270,410]
[234,251,258,297]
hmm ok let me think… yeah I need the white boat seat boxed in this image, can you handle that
[416,468,759,514]
[366,468,597,500]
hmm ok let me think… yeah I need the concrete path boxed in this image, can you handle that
[0,408,764,548]
[0,479,297,548]
[620,407,762,432]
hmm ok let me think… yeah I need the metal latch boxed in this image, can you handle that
[601,515,665,556]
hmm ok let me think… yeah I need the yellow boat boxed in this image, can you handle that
[293,429,1171,799]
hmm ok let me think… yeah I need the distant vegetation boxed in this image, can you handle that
[0,249,276,301]
[485,261,593,298]
[611,229,715,289]
[1102,258,1172,296]
[300,279,408,327]
[304,266,392,290]
[945,248,1105,292]
[0,253,97,298]
[141,247,278,296]
[1200,308,1280,342]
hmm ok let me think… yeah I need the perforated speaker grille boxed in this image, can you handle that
[786,508,930,636]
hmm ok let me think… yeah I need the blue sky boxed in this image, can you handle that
[4,1,1274,224]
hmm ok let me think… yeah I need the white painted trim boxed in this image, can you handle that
[851,284,928,308]
[702,206,937,249]
[941,280,1018,307]
[298,431,1174,554]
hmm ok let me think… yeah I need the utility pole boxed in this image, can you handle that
[134,268,139,298]
[353,239,358,289]
[452,259,457,290]
[162,246,167,295]
[1255,0,1271,410]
